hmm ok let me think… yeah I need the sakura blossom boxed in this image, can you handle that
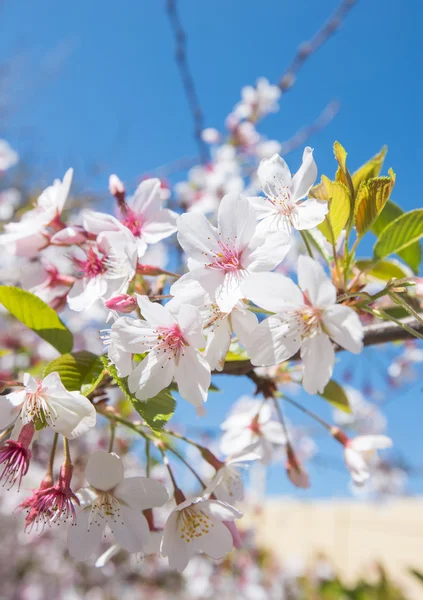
[68,451,169,561]
[0,139,19,172]
[233,77,281,121]
[161,496,242,571]
[248,148,328,235]
[0,372,96,439]
[204,447,260,503]
[106,294,211,413]
[83,177,178,258]
[173,192,290,313]
[242,256,364,394]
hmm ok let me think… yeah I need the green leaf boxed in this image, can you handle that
[44,351,105,396]
[354,169,396,236]
[352,145,387,192]
[311,175,350,243]
[356,259,410,281]
[372,200,422,272]
[0,286,73,354]
[373,209,423,265]
[101,356,176,433]
[318,380,350,413]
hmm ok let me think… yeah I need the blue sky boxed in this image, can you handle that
[1,0,422,497]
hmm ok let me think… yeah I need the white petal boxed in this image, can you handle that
[261,421,286,444]
[295,199,328,230]
[128,352,175,401]
[142,209,178,244]
[242,231,290,272]
[161,511,192,572]
[114,477,169,510]
[177,212,220,265]
[85,451,124,491]
[301,333,334,394]
[82,210,121,235]
[349,435,393,452]
[204,499,242,521]
[111,316,157,353]
[205,319,231,371]
[247,314,303,366]
[197,519,233,559]
[130,178,162,219]
[220,429,255,456]
[323,305,364,354]
[0,394,21,428]
[231,306,259,348]
[67,277,107,312]
[174,347,211,408]
[67,508,104,562]
[111,506,150,553]
[47,389,96,439]
[297,255,336,308]
[248,196,278,221]
[217,194,257,252]
[291,147,318,201]
[241,272,303,313]
[258,154,291,195]
[177,304,205,348]
[215,271,245,313]
[136,295,176,327]
[344,448,370,485]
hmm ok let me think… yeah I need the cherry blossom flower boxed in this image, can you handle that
[68,229,138,311]
[83,178,178,259]
[219,398,286,463]
[173,192,290,313]
[0,372,96,439]
[67,451,169,561]
[204,447,260,503]
[107,295,211,414]
[333,386,387,435]
[331,428,393,486]
[0,188,20,221]
[161,496,242,571]
[0,139,19,172]
[0,422,35,490]
[242,256,364,394]
[233,77,280,121]
[0,169,73,256]
[248,149,327,234]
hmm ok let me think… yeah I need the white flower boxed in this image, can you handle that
[161,496,242,571]
[0,139,19,171]
[107,295,211,414]
[234,77,280,120]
[67,229,138,311]
[205,447,260,503]
[0,188,20,221]
[220,398,286,464]
[174,192,290,313]
[342,434,393,486]
[249,149,327,234]
[0,169,73,256]
[0,372,96,439]
[83,178,178,259]
[242,256,364,394]
[68,451,169,561]
[333,386,387,435]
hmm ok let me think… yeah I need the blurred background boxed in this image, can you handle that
[1,0,423,598]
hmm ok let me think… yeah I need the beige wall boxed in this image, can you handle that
[242,499,423,599]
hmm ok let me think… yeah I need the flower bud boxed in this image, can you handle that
[50,226,88,246]
[109,174,125,206]
[105,294,137,313]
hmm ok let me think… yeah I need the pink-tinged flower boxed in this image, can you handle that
[248,149,327,234]
[242,256,364,394]
[0,372,96,439]
[286,444,310,489]
[0,422,34,490]
[332,428,393,486]
[0,139,19,172]
[219,399,286,464]
[21,259,75,308]
[107,295,211,414]
[105,294,137,313]
[0,169,73,256]
[109,174,125,203]
[173,193,290,313]
[161,496,242,572]
[68,229,138,311]
[204,447,260,503]
[83,178,178,259]
[67,451,169,562]
[19,461,79,531]
[50,225,88,246]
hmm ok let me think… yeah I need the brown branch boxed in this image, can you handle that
[166,0,209,164]
[217,314,423,376]
[278,0,357,93]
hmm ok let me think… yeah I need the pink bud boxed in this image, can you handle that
[50,226,88,246]
[137,264,165,277]
[105,294,137,313]
[109,174,125,204]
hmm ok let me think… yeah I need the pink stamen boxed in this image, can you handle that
[209,241,241,273]
[73,247,108,278]
[121,208,144,237]
[156,324,186,356]
[0,423,34,490]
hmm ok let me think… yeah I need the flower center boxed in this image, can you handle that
[156,324,186,356]
[73,247,108,278]
[178,507,214,542]
[121,208,143,237]
[208,240,241,272]
[299,306,323,338]
[23,381,57,427]
[264,182,294,216]
[90,491,121,526]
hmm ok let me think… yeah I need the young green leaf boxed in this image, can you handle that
[373,209,423,263]
[311,175,350,243]
[318,379,351,413]
[354,169,396,237]
[352,145,387,192]
[44,351,105,396]
[0,286,73,354]
[356,259,410,281]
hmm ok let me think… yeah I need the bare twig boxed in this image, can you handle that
[166,0,209,164]
[217,314,423,376]
[278,0,358,93]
